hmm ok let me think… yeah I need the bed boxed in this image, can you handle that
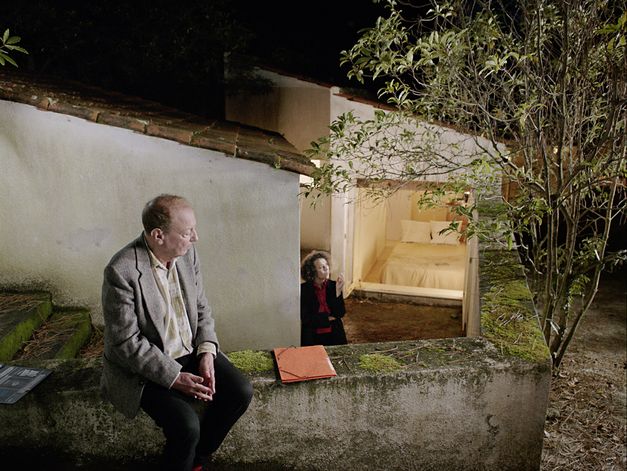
[379,242,466,290]
[376,217,467,290]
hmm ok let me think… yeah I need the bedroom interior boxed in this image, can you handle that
[354,187,470,296]
[346,185,474,341]
[298,184,478,344]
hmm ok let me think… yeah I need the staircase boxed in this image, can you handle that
[0,291,93,362]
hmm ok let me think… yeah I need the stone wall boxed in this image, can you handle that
[1,331,550,470]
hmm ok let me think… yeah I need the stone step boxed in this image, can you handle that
[14,309,92,361]
[0,291,53,361]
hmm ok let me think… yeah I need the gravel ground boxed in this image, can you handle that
[541,265,626,471]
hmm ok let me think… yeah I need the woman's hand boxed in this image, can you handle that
[336,274,344,297]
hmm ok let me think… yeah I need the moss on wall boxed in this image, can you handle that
[481,280,549,362]
[227,349,274,372]
[478,245,550,364]
[476,199,551,365]
[54,311,93,360]
[0,295,52,361]
[358,353,403,372]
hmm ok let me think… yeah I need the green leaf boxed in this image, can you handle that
[0,52,17,67]
[5,45,28,54]
[6,35,21,45]
[2,29,9,44]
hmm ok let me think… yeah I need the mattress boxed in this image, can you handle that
[380,242,466,290]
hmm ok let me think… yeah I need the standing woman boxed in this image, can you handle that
[300,251,348,346]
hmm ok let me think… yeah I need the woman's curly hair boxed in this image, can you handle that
[300,251,331,282]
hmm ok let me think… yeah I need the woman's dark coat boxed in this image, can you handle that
[300,280,347,346]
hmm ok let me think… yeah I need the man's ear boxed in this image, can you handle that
[150,228,164,245]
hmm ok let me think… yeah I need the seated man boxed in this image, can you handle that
[100,194,253,471]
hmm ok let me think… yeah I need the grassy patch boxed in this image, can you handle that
[358,353,403,372]
[481,280,549,362]
[227,350,274,372]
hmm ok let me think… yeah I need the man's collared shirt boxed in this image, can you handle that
[146,244,216,360]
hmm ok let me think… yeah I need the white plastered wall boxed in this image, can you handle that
[0,100,300,351]
[385,190,415,241]
[352,191,388,284]
[329,93,383,291]
[299,189,331,252]
[226,69,331,153]
[225,69,334,255]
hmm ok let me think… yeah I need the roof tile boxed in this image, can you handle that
[191,128,237,156]
[0,70,314,176]
[97,111,149,133]
[47,100,101,122]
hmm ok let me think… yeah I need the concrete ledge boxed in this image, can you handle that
[0,336,550,470]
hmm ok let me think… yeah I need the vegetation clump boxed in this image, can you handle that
[359,353,403,372]
[227,350,274,372]
[481,281,550,363]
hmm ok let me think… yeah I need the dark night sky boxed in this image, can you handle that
[233,0,388,86]
[4,1,390,115]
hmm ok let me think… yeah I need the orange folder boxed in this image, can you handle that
[272,345,337,383]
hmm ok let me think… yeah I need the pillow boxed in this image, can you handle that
[400,220,431,243]
[430,220,461,245]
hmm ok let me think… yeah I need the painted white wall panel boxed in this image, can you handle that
[0,100,300,351]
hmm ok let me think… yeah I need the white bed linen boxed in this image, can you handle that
[380,242,466,290]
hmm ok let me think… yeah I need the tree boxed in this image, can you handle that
[0,29,27,67]
[305,0,626,369]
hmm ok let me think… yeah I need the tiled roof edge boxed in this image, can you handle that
[0,71,315,176]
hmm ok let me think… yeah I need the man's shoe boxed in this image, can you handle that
[192,454,212,471]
